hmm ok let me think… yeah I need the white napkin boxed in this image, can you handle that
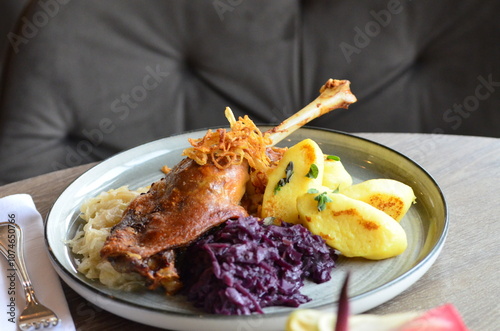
[0,194,75,331]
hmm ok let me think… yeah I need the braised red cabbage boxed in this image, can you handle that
[181,216,336,315]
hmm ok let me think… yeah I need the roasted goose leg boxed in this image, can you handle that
[100,158,249,293]
[100,79,356,294]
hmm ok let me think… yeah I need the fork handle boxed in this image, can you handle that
[0,222,39,305]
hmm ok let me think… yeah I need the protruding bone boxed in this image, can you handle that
[266,79,357,146]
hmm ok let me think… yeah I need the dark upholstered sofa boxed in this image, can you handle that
[1,0,499,184]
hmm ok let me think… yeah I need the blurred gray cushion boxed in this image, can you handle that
[0,0,499,184]
[0,1,28,90]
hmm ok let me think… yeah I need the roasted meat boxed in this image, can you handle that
[99,79,356,295]
[100,157,250,293]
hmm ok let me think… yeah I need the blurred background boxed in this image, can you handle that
[0,1,27,91]
[1,0,499,184]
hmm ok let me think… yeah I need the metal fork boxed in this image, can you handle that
[0,222,60,330]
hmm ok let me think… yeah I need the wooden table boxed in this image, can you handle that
[1,133,498,330]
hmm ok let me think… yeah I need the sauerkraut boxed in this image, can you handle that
[67,186,148,290]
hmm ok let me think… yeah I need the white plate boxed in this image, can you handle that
[45,128,448,331]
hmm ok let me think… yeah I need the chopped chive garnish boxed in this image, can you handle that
[306,163,319,179]
[274,162,294,194]
[285,161,294,182]
[326,155,341,161]
[314,191,333,212]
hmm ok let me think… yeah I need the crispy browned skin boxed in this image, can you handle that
[100,158,249,292]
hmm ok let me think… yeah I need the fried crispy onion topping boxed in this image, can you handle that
[182,107,285,189]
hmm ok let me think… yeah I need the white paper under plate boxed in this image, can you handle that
[45,128,448,331]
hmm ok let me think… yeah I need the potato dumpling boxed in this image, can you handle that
[322,154,352,191]
[297,190,407,260]
[340,179,416,221]
[261,139,324,224]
